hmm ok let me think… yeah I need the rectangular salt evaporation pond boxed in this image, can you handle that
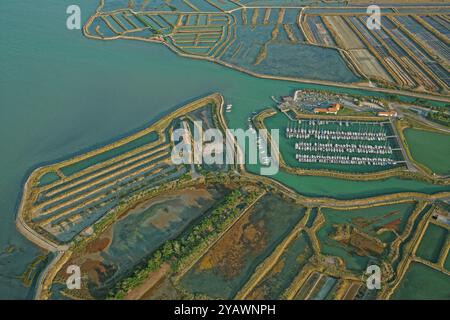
[393,262,450,300]
[318,202,416,272]
[312,276,338,300]
[223,34,360,83]
[253,43,359,82]
[404,128,450,176]
[39,143,169,203]
[77,186,227,298]
[416,223,448,263]
[60,131,159,176]
[49,164,179,242]
[179,193,306,299]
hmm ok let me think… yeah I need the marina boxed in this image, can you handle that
[284,119,404,168]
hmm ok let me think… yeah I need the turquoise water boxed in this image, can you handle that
[318,202,416,271]
[38,171,60,186]
[0,0,449,299]
[60,131,158,176]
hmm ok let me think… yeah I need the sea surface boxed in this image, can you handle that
[0,0,448,298]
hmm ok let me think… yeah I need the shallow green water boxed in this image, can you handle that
[248,167,448,199]
[404,129,450,176]
[416,223,448,263]
[0,0,449,298]
[393,262,450,300]
[318,202,416,271]
[38,171,60,186]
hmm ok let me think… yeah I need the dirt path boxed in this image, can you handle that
[125,263,171,300]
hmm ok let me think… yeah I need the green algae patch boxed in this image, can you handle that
[393,262,450,300]
[404,129,450,176]
[416,223,448,263]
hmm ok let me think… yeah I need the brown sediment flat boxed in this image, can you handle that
[246,284,267,300]
[149,209,183,230]
[81,258,109,286]
[271,258,286,275]
[384,218,402,232]
[56,187,218,290]
[84,226,114,255]
[126,188,215,230]
[141,275,183,300]
[196,209,268,279]
[126,188,212,215]
[85,237,111,254]
[383,210,401,219]
[347,231,385,256]
[351,217,377,229]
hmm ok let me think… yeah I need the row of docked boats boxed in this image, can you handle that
[294,142,393,155]
[295,154,396,166]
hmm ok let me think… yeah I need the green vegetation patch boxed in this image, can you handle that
[427,111,450,127]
